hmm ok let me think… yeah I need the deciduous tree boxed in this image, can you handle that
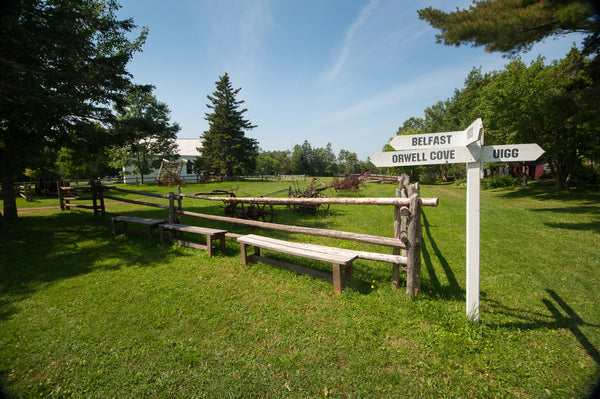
[110,85,180,183]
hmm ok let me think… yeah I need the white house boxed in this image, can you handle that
[122,138,203,184]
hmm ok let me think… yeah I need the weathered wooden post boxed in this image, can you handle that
[168,192,176,224]
[406,184,422,298]
[393,174,410,288]
[99,184,105,215]
[176,186,183,223]
[57,181,65,211]
[91,180,98,216]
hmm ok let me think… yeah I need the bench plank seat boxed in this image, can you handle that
[111,216,168,238]
[238,234,358,294]
[159,223,227,256]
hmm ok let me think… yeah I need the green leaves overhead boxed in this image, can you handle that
[418,0,597,56]
[0,0,147,219]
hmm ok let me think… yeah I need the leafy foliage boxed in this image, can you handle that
[396,48,599,188]
[418,0,598,56]
[0,0,147,218]
[415,0,600,189]
[110,85,180,183]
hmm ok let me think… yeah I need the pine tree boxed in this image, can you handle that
[0,0,146,220]
[202,73,258,177]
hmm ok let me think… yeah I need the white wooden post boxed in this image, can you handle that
[466,160,481,322]
[466,129,483,322]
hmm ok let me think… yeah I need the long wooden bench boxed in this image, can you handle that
[238,234,358,294]
[159,223,227,256]
[111,216,168,237]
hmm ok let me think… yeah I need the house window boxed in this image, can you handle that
[186,159,193,175]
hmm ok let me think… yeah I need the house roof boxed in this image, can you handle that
[176,138,202,157]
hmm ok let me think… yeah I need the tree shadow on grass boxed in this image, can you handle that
[528,206,600,233]
[420,211,464,301]
[0,211,192,321]
[488,289,600,366]
[495,184,600,203]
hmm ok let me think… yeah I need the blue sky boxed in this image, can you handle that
[117,0,584,161]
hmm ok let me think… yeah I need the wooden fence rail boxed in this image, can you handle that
[59,178,436,297]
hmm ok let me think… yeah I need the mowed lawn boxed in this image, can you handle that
[1,180,599,398]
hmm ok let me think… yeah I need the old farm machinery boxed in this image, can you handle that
[195,188,281,222]
[288,178,331,214]
[192,178,337,222]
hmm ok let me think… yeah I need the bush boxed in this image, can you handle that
[482,175,521,189]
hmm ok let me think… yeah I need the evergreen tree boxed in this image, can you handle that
[0,0,146,220]
[202,73,258,177]
[417,0,598,56]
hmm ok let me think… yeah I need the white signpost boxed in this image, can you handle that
[372,119,544,321]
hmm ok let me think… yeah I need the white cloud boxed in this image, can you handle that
[314,65,472,127]
[321,0,381,84]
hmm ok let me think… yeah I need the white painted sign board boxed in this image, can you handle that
[370,146,477,167]
[480,144,545,162]
[373,119,544,322]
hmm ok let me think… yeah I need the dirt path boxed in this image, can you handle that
[18,201,125,214]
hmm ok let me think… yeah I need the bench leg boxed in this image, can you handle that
[240,243,249,265]
[332,262,353,295]
[206,234,213,257]
[219,234,226,252]
[344,262,353,284]
[332,263,342,294]
[112,221,126,236]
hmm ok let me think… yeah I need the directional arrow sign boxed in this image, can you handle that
[389,131,464,150]
[464,118,483,146]
[389,118,483,150]
[480,144,545,162]
[370,146,478,167]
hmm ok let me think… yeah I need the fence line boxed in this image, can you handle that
[59,177,435,297]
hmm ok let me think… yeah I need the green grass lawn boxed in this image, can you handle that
[1,180,599,398]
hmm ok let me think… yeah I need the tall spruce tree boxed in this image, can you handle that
[202,73,258,177]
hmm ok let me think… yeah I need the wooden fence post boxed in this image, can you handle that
[393,174,411,289]
[177,186,183,223]
[406,183,422,298]
[57,181,65,211]
[92,180,98,216]
[393,189,402,288]
[100,184,105,214]
[168,192,176,224]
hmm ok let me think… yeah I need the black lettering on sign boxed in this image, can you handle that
[430,149,456,161]
[392,152,428,164]
[492,148,519,159]
[411,135,452,146]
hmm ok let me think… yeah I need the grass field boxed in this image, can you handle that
[1,179,599,398]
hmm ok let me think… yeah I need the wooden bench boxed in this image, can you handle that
[111,216,168,238]
[238,234,358,294]
[159,223,227,256]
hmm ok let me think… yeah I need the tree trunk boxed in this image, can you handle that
[548,159,570,191]
[137,152,145,184]
[0,151,18,219]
